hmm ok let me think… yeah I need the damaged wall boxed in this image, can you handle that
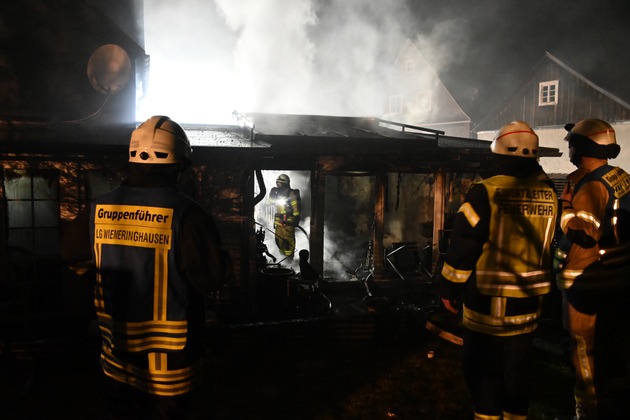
[1,156,250,324]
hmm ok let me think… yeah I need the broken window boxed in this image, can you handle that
[3,169,60,256]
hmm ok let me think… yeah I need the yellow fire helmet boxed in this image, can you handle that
[565,118,616,146]
[564,118,620,159]
[491,120,539,159]
[129,116,192,164]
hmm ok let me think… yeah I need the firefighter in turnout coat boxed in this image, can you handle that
[62,116,226,419]
[555,118,630,419]
[439,121,558,420]
[268,174,301,258]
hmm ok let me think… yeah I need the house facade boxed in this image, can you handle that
[475,52,630,174]
[382,39,471,138]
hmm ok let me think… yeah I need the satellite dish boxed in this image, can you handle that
[87,44,132,94]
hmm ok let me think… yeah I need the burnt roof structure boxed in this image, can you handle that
[1,112,562,172]
[195,113,561,174]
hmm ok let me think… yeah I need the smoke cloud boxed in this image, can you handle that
[213,0,318,115]
[139,0,426,124]
[138,1,630,126]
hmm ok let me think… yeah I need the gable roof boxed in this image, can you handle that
[544,52,630,109]
[385,39,470,125]
[474,52,630,133]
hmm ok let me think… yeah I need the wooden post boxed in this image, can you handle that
[241,169,254,304]
[310,167,325,277]
[373,171,386,281]
[432,168,446,271]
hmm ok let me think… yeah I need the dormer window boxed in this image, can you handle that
[539,80,559,106]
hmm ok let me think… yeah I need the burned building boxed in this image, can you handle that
[1,1,562,329]
[1,111,562,328]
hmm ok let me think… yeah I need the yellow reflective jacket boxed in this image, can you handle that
[90,185,212,396]
[441,173,558,336]
[475,175,558,298]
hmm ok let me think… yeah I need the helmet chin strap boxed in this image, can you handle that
[570,150,582,167]
[567,133,620,160]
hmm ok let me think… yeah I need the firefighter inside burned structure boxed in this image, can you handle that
[554,118,630,419]
[268,173,301,258]
[61,116,227,419]
[439,121,558,420]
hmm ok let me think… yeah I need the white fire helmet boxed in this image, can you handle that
[277,174,290,185]
[564,118,616,146]
[491,121,539,159]
[129,116,192,164]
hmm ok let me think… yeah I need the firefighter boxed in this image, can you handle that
[555,118,630,419]
[268,173,301,258]
[61,116,227,418]
[439,121,558,420]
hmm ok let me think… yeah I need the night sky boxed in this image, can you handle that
[405,0,630,121]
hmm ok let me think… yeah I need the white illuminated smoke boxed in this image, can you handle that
[138,0,421,124]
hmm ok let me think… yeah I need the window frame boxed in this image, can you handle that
[538,80,559,106]
[3,169,60,256]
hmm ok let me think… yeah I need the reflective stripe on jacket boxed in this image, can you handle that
[463,296,544,337]
[269,187,301,226]
[556,165,630,290]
